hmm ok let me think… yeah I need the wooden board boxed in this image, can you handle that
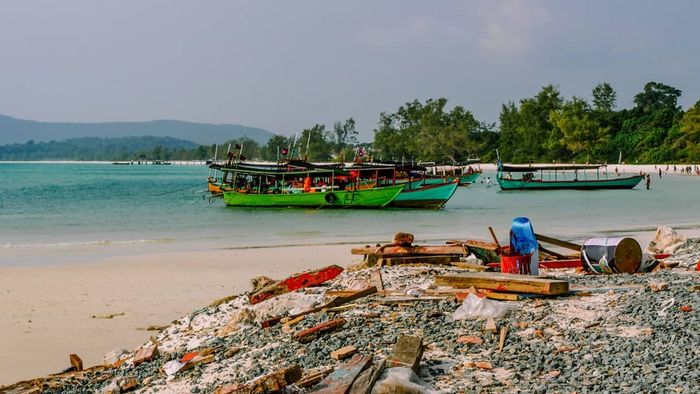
[351,245,467,256]
[435,272,569,295]
[311,354,373,394]
[348,360,385,394]
[294,318,346,343]
[369,269,384,291]
[378,255,457,266]
[535,234,582,252]
[249,265,344,304]
[216,365,303,394]
[387,335,423,372]
[538,259,581,269]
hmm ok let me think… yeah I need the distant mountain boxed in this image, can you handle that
[0,136,198,161]
[0,114,274,145]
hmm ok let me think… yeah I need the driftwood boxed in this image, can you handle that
[262,286,377,328]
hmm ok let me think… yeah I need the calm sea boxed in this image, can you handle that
[1,162,699,266]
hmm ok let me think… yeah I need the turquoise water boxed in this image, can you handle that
[1,162,699,265]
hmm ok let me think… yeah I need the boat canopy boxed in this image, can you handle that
[499,163,606,172]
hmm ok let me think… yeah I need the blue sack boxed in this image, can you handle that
[510,217,537,255]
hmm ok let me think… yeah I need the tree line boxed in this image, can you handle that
[223,81,699,164]
[2,81,698,163]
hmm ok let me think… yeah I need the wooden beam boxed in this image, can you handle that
[369,269,384,291]
[350,245,467,256]
[294,318,346,343]
[377,255,456,266]
[435,272,569,295]
[535,234,581,252]
[538,244,574,260]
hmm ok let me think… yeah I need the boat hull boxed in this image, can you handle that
[497,175,645,190]
[458,172,480,185]
[222,184,404,208]
[389,181,459,209]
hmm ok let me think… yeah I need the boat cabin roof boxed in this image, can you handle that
[499,163,606,172]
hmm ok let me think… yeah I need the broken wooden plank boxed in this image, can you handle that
[535,234,582,252]
[294,318,346,343]
[450,261,489,271]
[351,245,467,256]
[133,343,159,366]
[369,269,384,291]
[377,255,457,266]
[331,345,357,361]
[499,326,508,352]
[435,272,569,295]
[249,265,344,304]
[386,335,423,372]
[262,287,377,328]
[216,365,303,394]
[538,259,581,269]
[376,297,444,306]
[296,366,335,389]
[69,354,83,372]
[348,360,385,394]
[484,318,497,335]
[538,243,575,260]
[310,354,373,394]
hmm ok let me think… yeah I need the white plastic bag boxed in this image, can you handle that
[452,293,514,320]
[371,367,435,394]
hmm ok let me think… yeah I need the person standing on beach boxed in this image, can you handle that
[659,168,662,178]
[646,174,651,190]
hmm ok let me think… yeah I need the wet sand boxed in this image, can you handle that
[0,244,356,385]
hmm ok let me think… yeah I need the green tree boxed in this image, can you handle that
[333,118,359,161]
[592,82,617,112]
[549,97,609,160]
[299,124,334,161]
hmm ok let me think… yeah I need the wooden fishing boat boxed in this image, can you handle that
[213,163,404,208]
[419,161,482,185]
[497,162,644,190]
[389,179,459,209]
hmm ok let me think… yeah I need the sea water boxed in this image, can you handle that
[1,162,699,265]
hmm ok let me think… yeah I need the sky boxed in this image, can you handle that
[1,0,699,141]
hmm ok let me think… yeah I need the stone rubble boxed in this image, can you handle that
[8,240,700,394]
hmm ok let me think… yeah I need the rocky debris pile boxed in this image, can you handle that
[4,240,700,394]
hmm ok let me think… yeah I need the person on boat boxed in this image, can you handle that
[303,176,312,193]
[646,174,651,190]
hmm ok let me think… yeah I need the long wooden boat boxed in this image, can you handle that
[223,184,403,208]
[497,162,644,190]
[389,180,459,209]
[214,163,405,208]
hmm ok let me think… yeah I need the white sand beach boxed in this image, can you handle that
[0,244,357,385]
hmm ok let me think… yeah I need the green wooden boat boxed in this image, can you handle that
[497,162,645,190]
[223,184,404,208]
[389,180,459,209]
[458,172,481,185]
[213,163,405,208]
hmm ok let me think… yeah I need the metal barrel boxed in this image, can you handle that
[581,237,642,274]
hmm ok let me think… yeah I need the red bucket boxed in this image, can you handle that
[500,253,532,275]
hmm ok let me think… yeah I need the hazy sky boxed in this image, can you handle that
[1,0,698,140]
